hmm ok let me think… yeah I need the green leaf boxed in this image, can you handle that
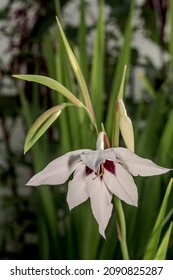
[43,34,56,79]
[169,0,173,67]
[78,0,88,82]
[24,104,65,153]
[157,110,173,165]
[106,0,134,136]
[12,74,83,107]
[90,0,104,125]
[55,17,96,125]
[154,222,173,260]
[117,64,127,100]
[144,178,173,259]
[138,71,156,99]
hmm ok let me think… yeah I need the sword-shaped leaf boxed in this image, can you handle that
[106,0,134,135]
[90,0,104,125]
[56,17,96,125]
[154,222,173,260]
[144,178,173,259]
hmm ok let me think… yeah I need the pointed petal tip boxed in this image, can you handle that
[125,199,138,207]
[100,229,106,240]
[134,201,138,207]
[26,180,34,186]
[133,197,138,207]
[25,179,31,186]
[122,199,138,207]
[25,177,41,186]
[67,202,73,211]
[113,147,172,177]
[102,234,106,240]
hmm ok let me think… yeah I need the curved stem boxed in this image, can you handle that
[65,102,98,135]
[81,104,98,135]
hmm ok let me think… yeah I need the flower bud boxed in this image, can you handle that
[118,99,134,152]
[96,132,105,150]
[96,131,110,150]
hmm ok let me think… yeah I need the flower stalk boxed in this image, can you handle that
[111,66,130,260]
[100,130,129,258]
[114,197,129,260]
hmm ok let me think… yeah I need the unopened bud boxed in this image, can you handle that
[96,131,110,150]
[96,132,105,150]
[118,99,134,152]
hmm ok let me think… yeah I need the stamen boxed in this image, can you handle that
[100,163,104,175]
[85,160,115,180]
[94,162,104,180]
[92,172,104,180]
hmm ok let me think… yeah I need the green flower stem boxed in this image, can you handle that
[114,197,129,260]
[112,128,129,259]
[111,77,129,259]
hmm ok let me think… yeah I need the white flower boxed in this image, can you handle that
[26,146,171,238]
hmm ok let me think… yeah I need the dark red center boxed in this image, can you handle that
[104,160,115,174]
[85,160,115,179]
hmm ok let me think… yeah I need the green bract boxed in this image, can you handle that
[24,104,66,153]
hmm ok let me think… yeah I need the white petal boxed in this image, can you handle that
[104,164,138,206]
[85,174,113,238]
[113,147,171,176]
[67,164,89,210]
[81,149,116,172]
[81,150,99,171]
[26,149,88,186]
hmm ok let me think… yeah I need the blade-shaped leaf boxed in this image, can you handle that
[106,0,134,136]
[144,178,173,259]
[168,0,173,67]
[117,64,127,100]
[13,74,83,107]
[24,104,65,153]
[55,17,96,125]
[154,222,173,260]
[138,71,156,99]
[78,0,88,82]
[90,0,104,125]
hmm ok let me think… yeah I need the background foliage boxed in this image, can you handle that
[0,0,173,259]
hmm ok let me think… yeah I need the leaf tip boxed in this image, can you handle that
[24,146,29,155]
[55,16,60,26]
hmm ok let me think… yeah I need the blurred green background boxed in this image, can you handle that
[0,0,173,260]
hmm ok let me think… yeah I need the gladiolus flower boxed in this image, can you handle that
[26,144,171,238]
